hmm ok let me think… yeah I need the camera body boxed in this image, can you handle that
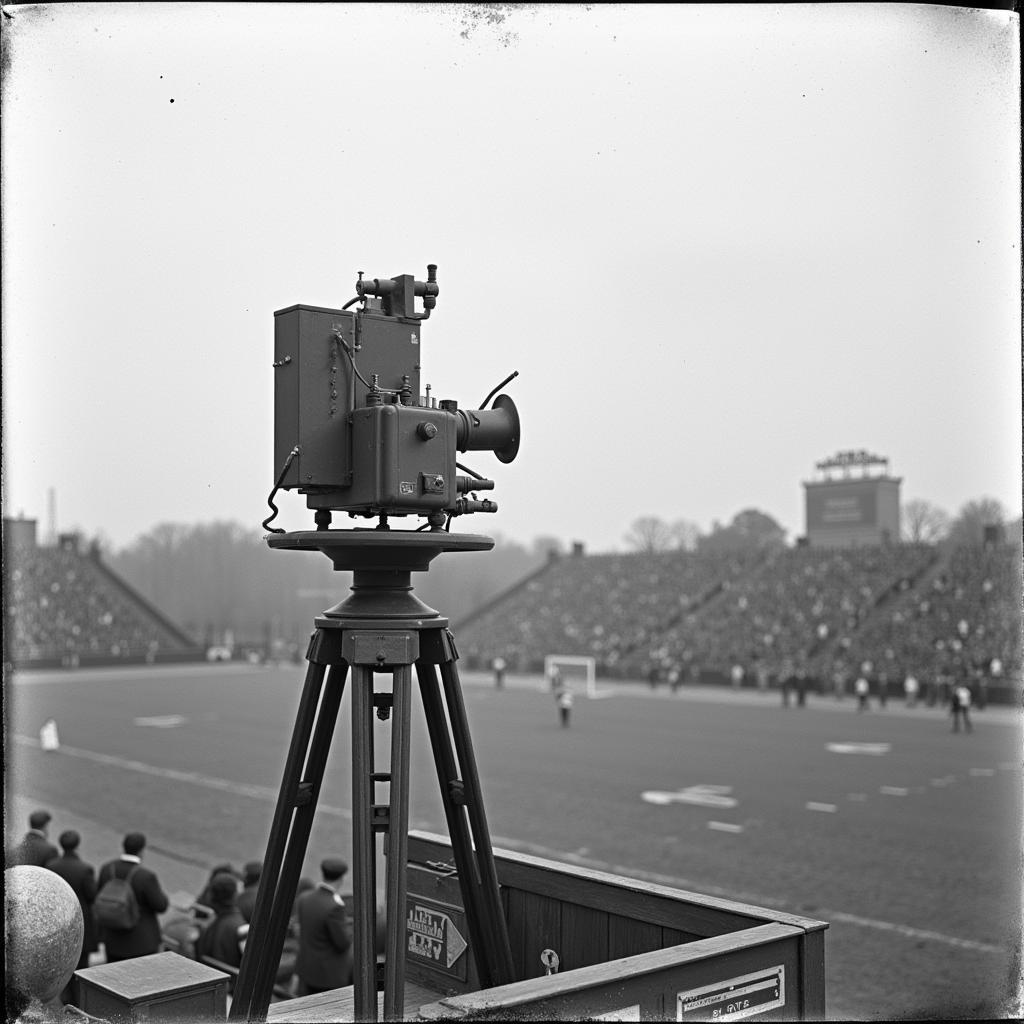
[272,267,518,526]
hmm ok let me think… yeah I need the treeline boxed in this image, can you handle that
[101,496,1018,650]
[105,522,555,649]
[621,497,1020,554]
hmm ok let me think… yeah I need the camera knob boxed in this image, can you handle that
[417,422,439,441]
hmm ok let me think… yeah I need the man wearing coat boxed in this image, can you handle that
[96,832,170,962]
[45,830,99,969]
[9,809,60,867]
[294,857,353,996]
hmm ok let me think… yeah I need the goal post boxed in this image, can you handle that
[543,654,598,698]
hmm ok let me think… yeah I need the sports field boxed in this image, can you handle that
[6,663,1022,1020]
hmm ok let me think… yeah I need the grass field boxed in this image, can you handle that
[6,663,1022,1020]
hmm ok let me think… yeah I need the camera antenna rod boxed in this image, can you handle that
[480,370,519,410]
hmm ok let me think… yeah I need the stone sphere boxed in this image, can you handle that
[5,865,84,1005]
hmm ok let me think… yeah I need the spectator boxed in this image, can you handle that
[237,861,263,924]
[44,830,98,972]
[196,872,247,990]
[196,863,240,913]
[294,858,353,996]
[950,682,973,734]
[730,662,744,689]
[557,687,574,728]
[492,657,506,689]
[877,669,890,708]
[904,673,919,707]
[96,832,169,962]
[9,810,60,867]
[854,675,870,712]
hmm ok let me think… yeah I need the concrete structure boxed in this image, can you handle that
[803,450,901,548]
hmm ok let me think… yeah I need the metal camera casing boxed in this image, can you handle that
[272,270,518,522]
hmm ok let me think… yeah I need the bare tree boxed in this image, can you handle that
[901,499,950,544]
[946,497,1007,547]
[669,519,702,551]
[624,516,674,553]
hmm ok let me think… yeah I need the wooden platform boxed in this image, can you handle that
[266,980,442,1023]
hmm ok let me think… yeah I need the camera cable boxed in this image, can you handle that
[262,446,301,533]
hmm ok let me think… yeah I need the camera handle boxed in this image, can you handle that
[356,264,439,320]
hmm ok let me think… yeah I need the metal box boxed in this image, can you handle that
[346,405,456,513]
[273,305,423,493]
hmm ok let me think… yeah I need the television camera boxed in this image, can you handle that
[265,264,520,532]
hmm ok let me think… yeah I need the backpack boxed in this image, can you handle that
[95,865,141,931]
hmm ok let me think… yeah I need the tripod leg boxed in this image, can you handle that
[250,661,348,1017]
[383,664,413,1021]
[439,655,516,985]
[416,660,493,985]
[351,664,378,1022]
[233,658,346,1020]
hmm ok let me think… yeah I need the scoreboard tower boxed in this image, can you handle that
[803,449,901,547]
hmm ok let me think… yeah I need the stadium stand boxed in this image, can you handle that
[455,546,768,674]
[826,541,1023,690]
[455,539,1021,701]
[647,543,939,681]
[4,525,203,669]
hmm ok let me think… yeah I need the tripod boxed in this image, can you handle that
[230,530,515,1022]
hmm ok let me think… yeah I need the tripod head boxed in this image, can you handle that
[266,265,521,533]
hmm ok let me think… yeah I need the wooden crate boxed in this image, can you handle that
[74,951,228,1023]
[405,831,827,1021]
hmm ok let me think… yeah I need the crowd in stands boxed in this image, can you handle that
[458,548,765,674]
[825,542,1022,695]
[458,539,1021,696]
[647,543,937,681]
[5,540,197,666]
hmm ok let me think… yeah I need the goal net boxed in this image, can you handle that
[543,654,600,698]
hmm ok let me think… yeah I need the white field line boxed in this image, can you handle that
[707,821,744,833]
[805,802,838,813]
[15,734,1004,957]
[969,768,996,776]
[880,786,909,796]
[10,734,351,819]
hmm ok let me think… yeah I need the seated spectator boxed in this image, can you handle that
[196,863,240,915]
[196,872,247,990]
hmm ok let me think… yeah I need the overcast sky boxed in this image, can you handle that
[3,3,1020,555]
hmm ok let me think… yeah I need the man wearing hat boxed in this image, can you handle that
[237,860,263,923]
[45,830,99,970]
[8,809,60,867]
[294,857,353,996]
[96,832,169,962]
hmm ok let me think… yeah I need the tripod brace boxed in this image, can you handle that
[230,530,515,1022]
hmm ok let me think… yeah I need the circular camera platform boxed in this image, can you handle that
[267,529,493,573]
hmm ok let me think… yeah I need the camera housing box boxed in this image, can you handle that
[347,404,457,513]
[274,303,465,515]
